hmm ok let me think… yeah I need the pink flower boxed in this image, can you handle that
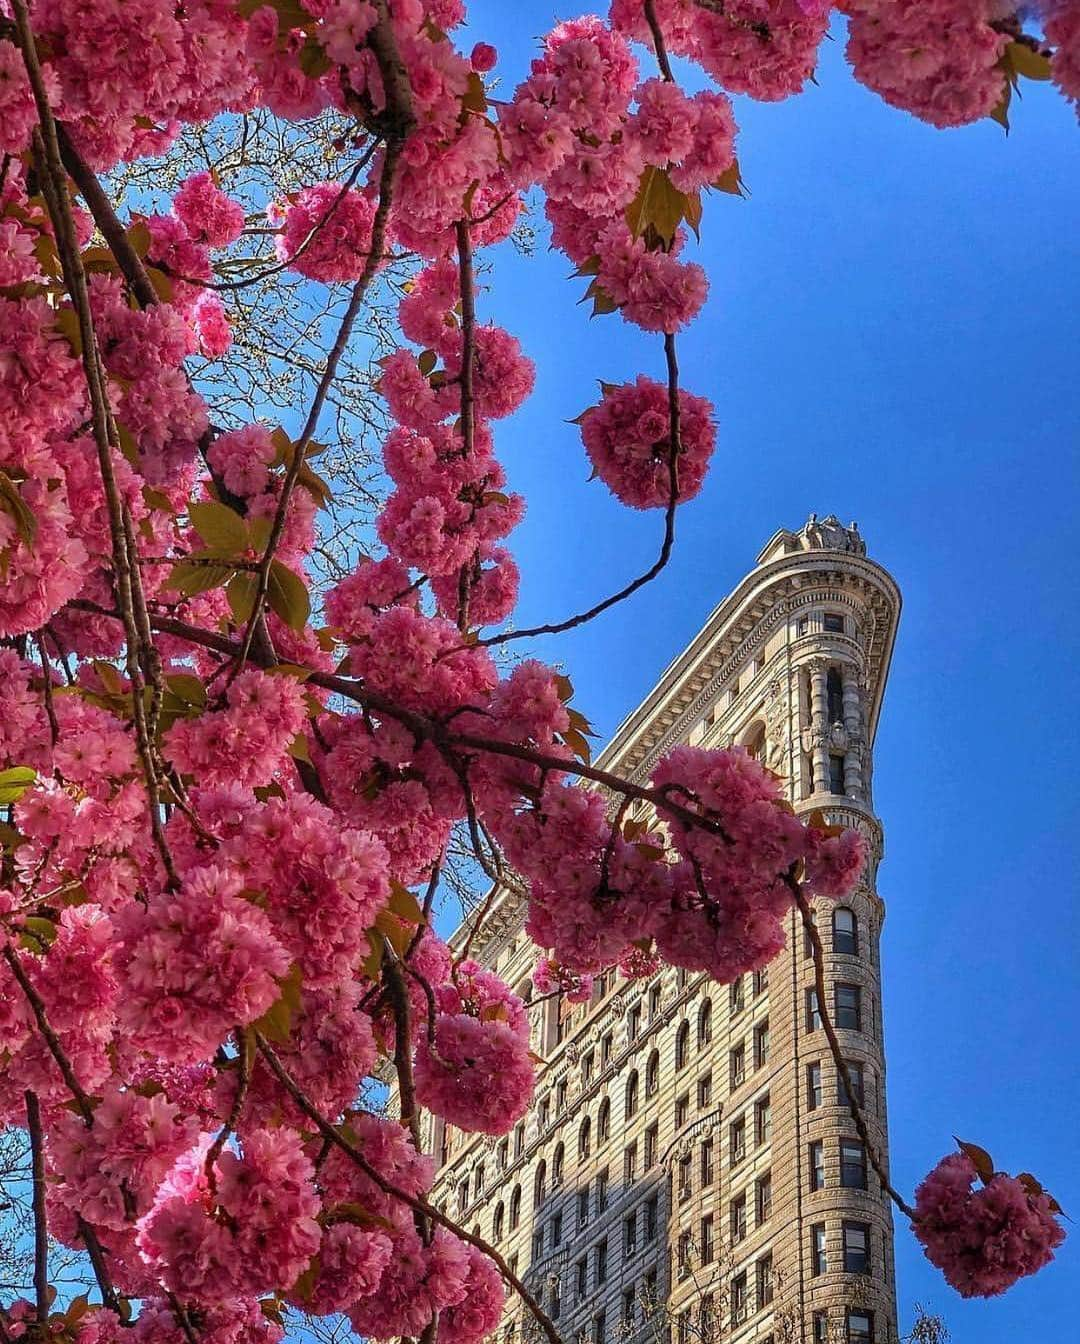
[275,183,381,283]
[414,1013,535,1136]
[579,375,716,509]
[173,172,246,247]
[914,1152,1065,1297]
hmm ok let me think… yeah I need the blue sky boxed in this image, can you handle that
[456,8,1080,1339]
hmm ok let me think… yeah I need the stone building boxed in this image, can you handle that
[428,517,902,1344]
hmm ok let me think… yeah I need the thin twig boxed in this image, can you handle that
[24,1092,49,1323]
[254,1036,564,1344]
[789,872,916,1220]
[477,332,682,648]
[4,947,94,1125]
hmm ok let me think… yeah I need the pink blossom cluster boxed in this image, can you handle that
[579,375,716,509]
[841,0,1009,128]
[0,0,1070,1334]
[913,1152,1066,1296]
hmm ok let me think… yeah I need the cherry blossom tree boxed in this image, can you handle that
[0,3,1074,1344]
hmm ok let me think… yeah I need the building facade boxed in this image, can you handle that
[428,517,902,1344]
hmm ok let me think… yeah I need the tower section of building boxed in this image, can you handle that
[428,517,902,1344]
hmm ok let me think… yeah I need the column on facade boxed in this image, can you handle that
[808,659,830,796]
[841,665,864,801]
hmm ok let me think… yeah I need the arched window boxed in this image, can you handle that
[742,721,766,762]
[579,1116,591,1160]
[833,906,858,956]
[675,1021,690,1070]
[625,1071,640,1120]
[493,1202,505,1242]
[597,1097,611,1144]
[646,1049,660,1097]
[534,1159,547,1208]
[697,999,712,1048]
[553,1142,565,1187]
[509,1185,521,1229]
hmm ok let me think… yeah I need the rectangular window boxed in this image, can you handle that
[539,1099,550,1130]
[514,1123,524,1159]
[756,1253,774,1309]
[847,1311,874,1344]
[824,612,845,633]
[755,1171,772,1225]
[836,983,861,1031]
[677,1311,691,1344]
[642,1270,659,1313]
[730,1273,748,1327]
[811,1223,827,1276]
[810,1139,825,1191]
[551,1213,563,1248]
[729,1044,746,1091]
[796,617,809,637]
[729,1116,746,1166]
[595,1239,608,1285]
[678,1152,692,1203]
[582,1052,594,1086]
[621,1289,635,1330]
[556,1080,568,1113]
[806,987,822,1031]
[753,967,769,996]
[624,1142,638,1183]
[532,1228,544,1261]
[804,910,817,959]
[649,985,661,1019]
[645,1195,659,1242]
[700,1138,715,1187]
[754,1019,770,1069]
[730,977,745,1014]
[755,1094,771,1146]
[628,1004,641,1041]
[597,1168,609,1211]
[839,1061,866,1109]
[624,1212,637,1255]
[676,1094,689,1129]
[601,1032,613,1067]
[843,1221,870,1274]
[841,1140,868,1190]
[700,1214,714,1266]
[677,1231,691,1281]
[550,1279,561,1320]
[591,1312,605,1344]
[698,1072,713,1109]
[577,1187,590,1230]
[813,1312,829,1344]
[645,1123,658,1169]
[730,1193,747,1245]
[807,1061,823,1110]
[829,754,846,794]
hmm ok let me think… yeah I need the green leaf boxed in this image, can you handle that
[0,470,37,548]
[624,165,687,250]
[267,560,310,631]
[126,221,152,258]
[19,916,57,951]
[582,278,618,317]
[253,963,303,1046]
[298,36,331,79]
[189,500,249,554]
[387,880,425,927]
[711,160,747,198]
[145,266,174,303]
[989,82,1011,134]
[54,307,84,355]
[226,570,260,625]
[1006,40,1052,82]
[956,1138,995,1184]
[166,561,236,597]
[0,766,37,805]
[166,673,207,708]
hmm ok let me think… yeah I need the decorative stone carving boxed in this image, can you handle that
[828,722,848,752]
[798,513,866,555]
